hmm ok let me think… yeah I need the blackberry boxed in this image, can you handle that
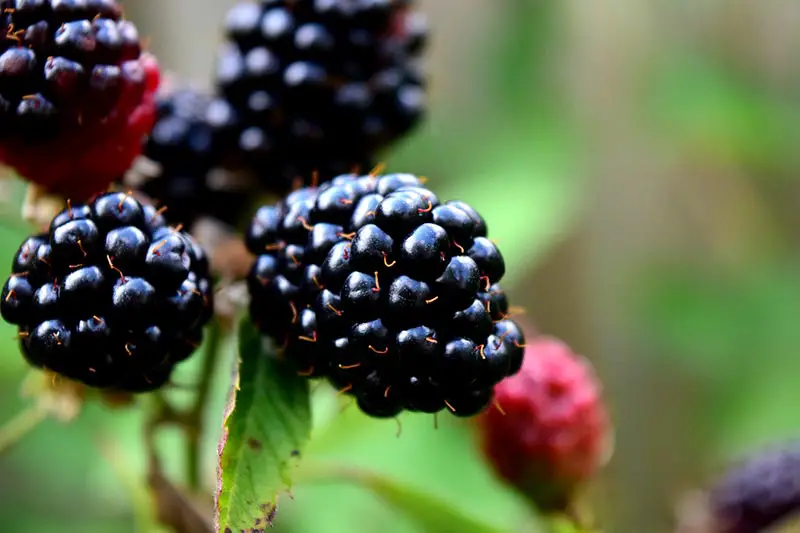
[246,173,523,418]
[0,192,214,391]
[478,336,610,511]
[216,0,427,191]
[0,0,159,199]
[707,441,800,533]
[131,88,252,228]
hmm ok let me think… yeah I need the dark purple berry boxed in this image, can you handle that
[708,441,800,533]
[132,88,249,227]
[246,173,520,419]
[0,193,214,392]
[0,0,148,146]
[215,0,427,192]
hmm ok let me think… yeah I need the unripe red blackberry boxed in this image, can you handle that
[216,0,426,191]
[0,0,159,199]
[246,172,523,418]
[131,88,252,228]
[477,336,610,511]
[0,192,214,391]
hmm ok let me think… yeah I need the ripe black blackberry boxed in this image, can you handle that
[0,0,159,199]
[707,441,800,533]
[131,88,252,228]
[0,192,214,392]
[216,0,427,191]
[246,173,524,419]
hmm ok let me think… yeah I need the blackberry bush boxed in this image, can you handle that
[216,0,426,191]
[131,87,251,228]
[246,172,524,418]
[0,192,214,391]
[0,0,159,199]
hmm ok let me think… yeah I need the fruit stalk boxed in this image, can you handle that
[0,401,49,455]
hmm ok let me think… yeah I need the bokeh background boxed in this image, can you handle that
[2,0,800,532]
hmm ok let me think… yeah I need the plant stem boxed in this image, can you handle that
[186,318,223,492]
[0,402,49,455]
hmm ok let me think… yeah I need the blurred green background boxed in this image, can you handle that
[3,0,800,532]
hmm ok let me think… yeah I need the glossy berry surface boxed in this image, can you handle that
[246,172,522,418]
[1,192,214,391]
[708,441,800,533]
[0,0,159,199]
[133,88,251,227]
[477,336,609,511]
[217,0,426,191]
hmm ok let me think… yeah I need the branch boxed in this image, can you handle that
[0,402,49,455]
[148,463,215,533]
[140,394,215,533]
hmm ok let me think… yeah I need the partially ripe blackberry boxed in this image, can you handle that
[705,441,800,533]
[0,0,159,199]
[0,192,214,391]
[132,88,251,227]
[217,0,427,191]
[246,173,522,418]
[477,336,610,511]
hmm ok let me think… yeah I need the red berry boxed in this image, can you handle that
[477,335,610,511]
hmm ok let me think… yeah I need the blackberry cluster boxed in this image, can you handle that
[0,192,214,392]
[134,88,252,228]
[0,0,158,199]
[709,441,800,533]
[216,0,426,191]
[246,173,524,418]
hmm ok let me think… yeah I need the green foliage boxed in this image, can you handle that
[645,54,800,174]
[297,464,522,533]
[215,318,311,532]
[639,261,800,460]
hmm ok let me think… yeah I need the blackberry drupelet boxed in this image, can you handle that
[0,0,159,199]
[707,441,800,533]
[216,0,427,191]
[246,172,524,418]
[0,192,214,391]
[133,88,251,228]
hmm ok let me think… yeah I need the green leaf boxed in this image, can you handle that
[298,464,523,533]
[214,317,312,532]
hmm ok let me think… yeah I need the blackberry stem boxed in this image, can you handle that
[0,402,49,455]
[186,317,223,492]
